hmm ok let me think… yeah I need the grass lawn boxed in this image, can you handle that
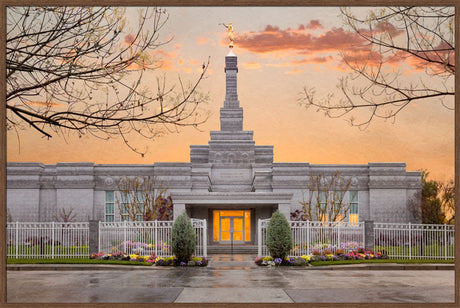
[7,258,153,266]
[374,244,455,258]
[310,259,455,266]
[7,257,454,266]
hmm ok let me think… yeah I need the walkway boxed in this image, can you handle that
[7,255,455,303]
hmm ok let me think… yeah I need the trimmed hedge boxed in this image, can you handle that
[266,210,293,259]
[171,212,196,263]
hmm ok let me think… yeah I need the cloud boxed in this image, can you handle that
[158,59,175,71]
[22,101,64,108]
[305,20,323,30]
[124,34,136,45]
[241,62,261,69]
[198,36,211,45]
[284,69,303,74]
[236,25,366,54]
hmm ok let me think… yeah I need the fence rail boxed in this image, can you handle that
[7,219,207,259]
[374,222,455,260]
[98,219,207,257]
[7,222,89,258]
[258,219,364,257]
[258,220,455,260]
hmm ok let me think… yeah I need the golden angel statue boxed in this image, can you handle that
[220,22,234,48]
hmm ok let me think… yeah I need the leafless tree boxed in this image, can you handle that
[115,176,173,221]
[292,171,353,222]
[55,207,78,222]
[7,7,210,154]
[299,6,454,128]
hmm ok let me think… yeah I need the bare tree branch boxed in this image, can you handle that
[299,6,454,128]
[6,7,210,154]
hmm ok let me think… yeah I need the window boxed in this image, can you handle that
[318,191,327,222]
[136,191,145,221]
[105,191,115,222]
[349,192,359,223]
[120,192,129,221]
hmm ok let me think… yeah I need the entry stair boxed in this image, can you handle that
[207,245,258,255]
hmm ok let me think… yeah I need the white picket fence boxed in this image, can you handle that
[258,219,455,260]
[99,219,207,257]
[374,223,455,260]
[7,222,90,258]
[258,219,364,257]
[7,219,207,258]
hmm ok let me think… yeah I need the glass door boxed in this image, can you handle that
[213,210,251,244]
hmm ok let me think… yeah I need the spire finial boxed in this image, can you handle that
[220,22,234,49]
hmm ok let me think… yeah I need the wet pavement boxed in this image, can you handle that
[7,254,455,303]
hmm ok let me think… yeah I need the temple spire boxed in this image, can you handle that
[220,51,243,131]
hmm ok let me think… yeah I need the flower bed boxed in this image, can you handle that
[89,252,208,267]
[255,248,387,266]
[154,256,208,267]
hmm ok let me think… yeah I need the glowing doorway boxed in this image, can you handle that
[213,210,251,243]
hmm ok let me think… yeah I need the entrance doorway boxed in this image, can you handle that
[213,210,251,244]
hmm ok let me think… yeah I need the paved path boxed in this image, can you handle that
[6,255,455,304]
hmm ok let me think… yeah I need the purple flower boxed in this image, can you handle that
[274,258,282,265]
[180,262,186,266]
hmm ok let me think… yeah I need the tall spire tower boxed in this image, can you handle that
[220,50,243,131]
[190,25,273,171]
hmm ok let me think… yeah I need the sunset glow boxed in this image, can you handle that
[6,6,454,182]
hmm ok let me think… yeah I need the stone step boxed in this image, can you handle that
[207,245,258,255]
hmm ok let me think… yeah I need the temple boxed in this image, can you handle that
[6,48,422,246]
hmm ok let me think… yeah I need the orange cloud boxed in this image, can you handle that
[241,62,261,69]
[237,25,366,54]
[124,34,136,45]
[188,59,200,65]
[159,59,175,71]
[198,36,211,45]
[284,69,303,74]
[23,101,64,108]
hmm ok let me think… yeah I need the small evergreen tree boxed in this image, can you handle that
[171,212,196,263]
[266,210,293,259]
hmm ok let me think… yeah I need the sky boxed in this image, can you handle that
[6,6,455,182]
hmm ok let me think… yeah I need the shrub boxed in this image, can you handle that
[266,210,293,260]
[171,212,196,263]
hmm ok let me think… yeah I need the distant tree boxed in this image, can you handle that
[115,176,173,221]
[171,212,196,263]
[408,170,452,224]
[266,210,293,260]
[440,179,455,224]
[291,171,353,222]
[299,6,454,128]
[7,7,209,155]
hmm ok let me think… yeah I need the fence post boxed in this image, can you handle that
[203,219,207,257]
[257,219,261,257]
[15,221,19,259]
[123,220,127,253]
[154,220,158,257]
[337,224,341,251]
[307,221,310,255]
[98,221,101,255]
[408,222,412,260]
[364,221,374,251]
[52,221,55,259]
[89,220,99,255]
[444,223,447,260]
